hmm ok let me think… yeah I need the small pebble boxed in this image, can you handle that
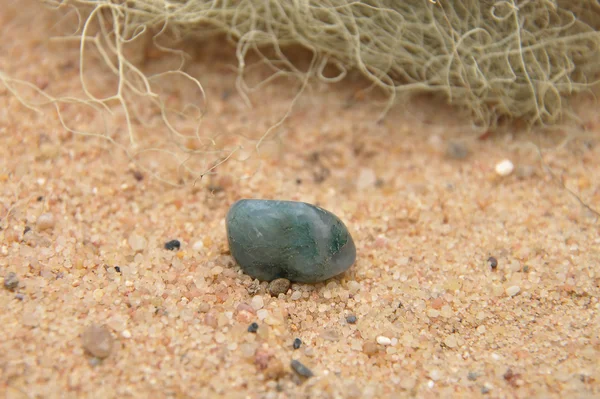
[446,141,469,159]
[192,240,204,251]
[468,372,479,381]
[495,159,514,176]
[248,322,259,333]
[251,295,264,310]
[304,347,315,357]
[88,357,102,367]
[268,278,291,296]
[254,347,272,370]
[114,266,121,273]
[132,171,144,181]
[431,297,444,310]
[128,233,147,251]
[346,315,357,324]
[164,239,181,251]
[256,325,269,340]
[487,256,498,269]
[240,343,257,358]
[290,359,313,378]
[81,324,113,359]
[376,336,392,346]
[506,286,521,297]
[362,341,379,356]
[263,357,286,380]
[256,309,269,321]
[290,291,302,300]
[293,338,302,350]
[444,335,458,348]
[516,164,534,179]
[36,212,55,231]
[3,272,19,291]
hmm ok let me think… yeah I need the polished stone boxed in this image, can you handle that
[226,199,356,283]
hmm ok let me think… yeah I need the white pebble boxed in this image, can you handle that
[251,295,264,310]
[122,330,132,338]
[36,213,55,231]
[376,336,392,346]
[192,240,204,251]
[506,285,521,297]
[215,332,226,343]
[444,335,458,348]
[495,159,514,177]
[290,291,302,300]
[256,309,269,320]
[348,281,362,293]
[429,369,442,381]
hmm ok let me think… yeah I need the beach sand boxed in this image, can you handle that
[1,2,599,398]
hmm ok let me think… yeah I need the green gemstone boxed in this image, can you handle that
[226,199,356,283]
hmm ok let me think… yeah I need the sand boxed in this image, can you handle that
[1,1,599,398]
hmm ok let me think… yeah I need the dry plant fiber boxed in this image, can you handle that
[33,0,600,132]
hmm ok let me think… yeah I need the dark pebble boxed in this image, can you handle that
[15,293,25,301]
[37,196,44,202]
[248,322,259,333]
[468,371,478,381]
[293,338,302,350]
[114,266,121,273]
[164,240,181,251]
[481,386,490,394]
[268,278,291,297]
[23,226,31,235]
[446,141,469,160]
[487,256,498,269]
[291,359,313,378]
[89,357,102,367]
[346,315,357,324]
[3,272,19,291]
[132,171,144,181]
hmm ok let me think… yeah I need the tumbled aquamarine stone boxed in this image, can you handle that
[226,199,356,283]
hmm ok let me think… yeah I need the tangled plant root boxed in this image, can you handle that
[49,0,600,124]
[3,0,600,184]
